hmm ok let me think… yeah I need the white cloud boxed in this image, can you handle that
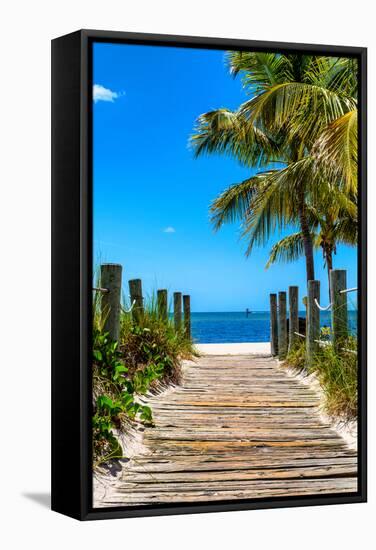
[93,84,123,103]
[163,226,176,233]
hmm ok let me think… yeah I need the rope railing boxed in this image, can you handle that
[96,265,192,341]
[295,332,356,354]
[340,287,357,294]
[342,348,357,355]
[277,269,357,364]
[314,338,330,346]
[314,298,332,311]
[313,286,357,311]
[314,338,357,355]
[93,286,138,313]
[122,299,136,314]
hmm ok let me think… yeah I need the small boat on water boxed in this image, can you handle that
[245,308,253,317]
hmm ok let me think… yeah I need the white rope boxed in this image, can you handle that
[294,334,356,355]
[314,339,330,346]
[314,339,356,355]
[123,299,136,313]
[314,298,332,311]
[340,287,357,294]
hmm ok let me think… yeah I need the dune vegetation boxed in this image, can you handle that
[92,290,195,467]
[285,332,357,420]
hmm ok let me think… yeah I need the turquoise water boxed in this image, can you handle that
[190,311,358,344]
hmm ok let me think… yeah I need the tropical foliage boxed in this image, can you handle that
[92,292,195,467]
[286,332,357,419]
[266,189,357,296]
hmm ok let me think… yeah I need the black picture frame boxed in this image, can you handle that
[51,29,367,521]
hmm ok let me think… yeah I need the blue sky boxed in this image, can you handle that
[93,42,357,312]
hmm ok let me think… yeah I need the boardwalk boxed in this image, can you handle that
[96,354,357,506]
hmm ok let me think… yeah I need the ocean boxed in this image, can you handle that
[190,311,358,344]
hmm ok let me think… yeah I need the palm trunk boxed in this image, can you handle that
[325,246,333,301]
[297,188,315,283]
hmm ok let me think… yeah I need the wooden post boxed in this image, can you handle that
[278,291,287,360]
[307,280,320,367]
[157,289,168,322]
[100,263,122,342]
[129,278,144,322]
[302,295,308,336]
[173,292,182,331]
[288,286,299,352]
[183,295,191,339]
[270,293,278,356]
[330,269,348,350]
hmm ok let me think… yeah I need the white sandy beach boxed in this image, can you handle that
[196,342,271,355]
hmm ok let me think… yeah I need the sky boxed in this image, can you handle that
[93,42,357,312]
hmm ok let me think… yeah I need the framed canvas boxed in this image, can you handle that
[51,29,367,520]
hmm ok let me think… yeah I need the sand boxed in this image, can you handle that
[196,342,271,356]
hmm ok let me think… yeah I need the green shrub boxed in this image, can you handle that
[92,291,196,468]
[92,328,154,467]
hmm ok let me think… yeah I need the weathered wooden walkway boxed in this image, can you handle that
[97,354,357,506]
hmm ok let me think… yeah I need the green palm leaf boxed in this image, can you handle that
[209,176,260,230]
[239,81,356,146]
[312,110,358,193]
[226,52,291,92]
[190,108,280,166]
[265,232,306,268]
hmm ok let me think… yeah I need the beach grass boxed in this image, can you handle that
[285,337,357,420]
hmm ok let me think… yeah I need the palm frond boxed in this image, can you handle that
[239,82,356,146]
[210,177,261,231]
[226,52,291,92]
[334,216,358,246]
[312,110,358,193]
[265,232,306,268]
[324,57,358,98]
[190,108,281,167]
[240,167,303,254]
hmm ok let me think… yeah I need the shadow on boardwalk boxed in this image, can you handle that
[94,354,357,507]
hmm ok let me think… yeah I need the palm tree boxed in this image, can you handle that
[265,190,357,298]
[191,53,357,284]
